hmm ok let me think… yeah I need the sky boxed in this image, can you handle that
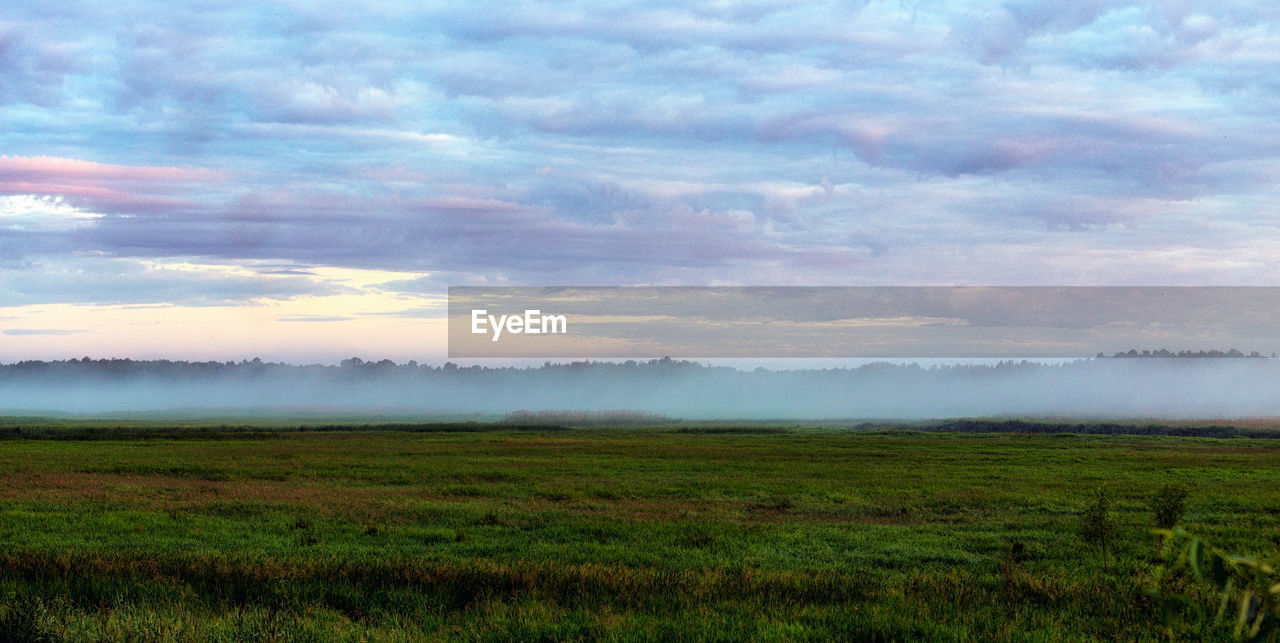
[2,1,1280,362]
[447,287,1280,358]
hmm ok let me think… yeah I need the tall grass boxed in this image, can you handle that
[1,426,1278,639]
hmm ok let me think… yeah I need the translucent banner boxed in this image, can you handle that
[447,286,1280,358]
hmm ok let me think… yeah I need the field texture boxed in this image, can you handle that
[1,426,1279,640]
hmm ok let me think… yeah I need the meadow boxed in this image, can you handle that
[1,423,1279,640]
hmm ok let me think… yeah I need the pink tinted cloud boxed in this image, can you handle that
[0,155,224,213]
[0,156,221,182]
[411,196,523,212]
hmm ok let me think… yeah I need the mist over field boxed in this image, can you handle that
[3,357,1279,420]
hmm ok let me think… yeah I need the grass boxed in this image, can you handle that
[1,424,1279,639]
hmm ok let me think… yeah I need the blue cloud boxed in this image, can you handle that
[0,257,349,306]
[0,0,1278,297]
[3,328,84,336]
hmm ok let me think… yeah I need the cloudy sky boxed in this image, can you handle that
[3,1,1280,361]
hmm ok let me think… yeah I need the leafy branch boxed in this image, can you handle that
[1150,528,1280,641]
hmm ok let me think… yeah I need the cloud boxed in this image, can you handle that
[0,26,84,107]
[0,155,217,182]
[256,81,401,125]
[276,314,354,323]
[0,155,224,219]
[0,0,1279,313]
[0,257,350,307]
[357,306,444,319]
[3,328,84,336]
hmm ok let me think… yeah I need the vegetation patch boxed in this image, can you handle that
[1,426,1278,638]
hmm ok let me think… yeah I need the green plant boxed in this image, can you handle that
[1150,483,1189,530]
[1080,487,1118,569]
[1151,528,1280,641]
[4,425,1280,639]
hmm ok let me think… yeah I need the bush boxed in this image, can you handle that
[1150,528,1280,640]
[1080,488,1118,567]
[1150,483,1189,530]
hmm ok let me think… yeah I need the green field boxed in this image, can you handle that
[2,425,1279,640]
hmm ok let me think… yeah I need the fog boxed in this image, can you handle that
[2,357,1279,420]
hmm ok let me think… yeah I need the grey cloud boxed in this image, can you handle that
[2,0,1280,293]
[0,257,350,307]
[2,328,84,336]
[0,26,84,107]
[521,179,672,225]
[276,315,354,322]
[38,188,775,281]
[356,306,446,319]
[257,268,318,276]
[951,1,1117,65]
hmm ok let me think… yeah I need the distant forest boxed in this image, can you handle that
[0,355,731,379]
[2,356,1279,419]
[0,351,1275,380]
[1098,348,1275,358]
